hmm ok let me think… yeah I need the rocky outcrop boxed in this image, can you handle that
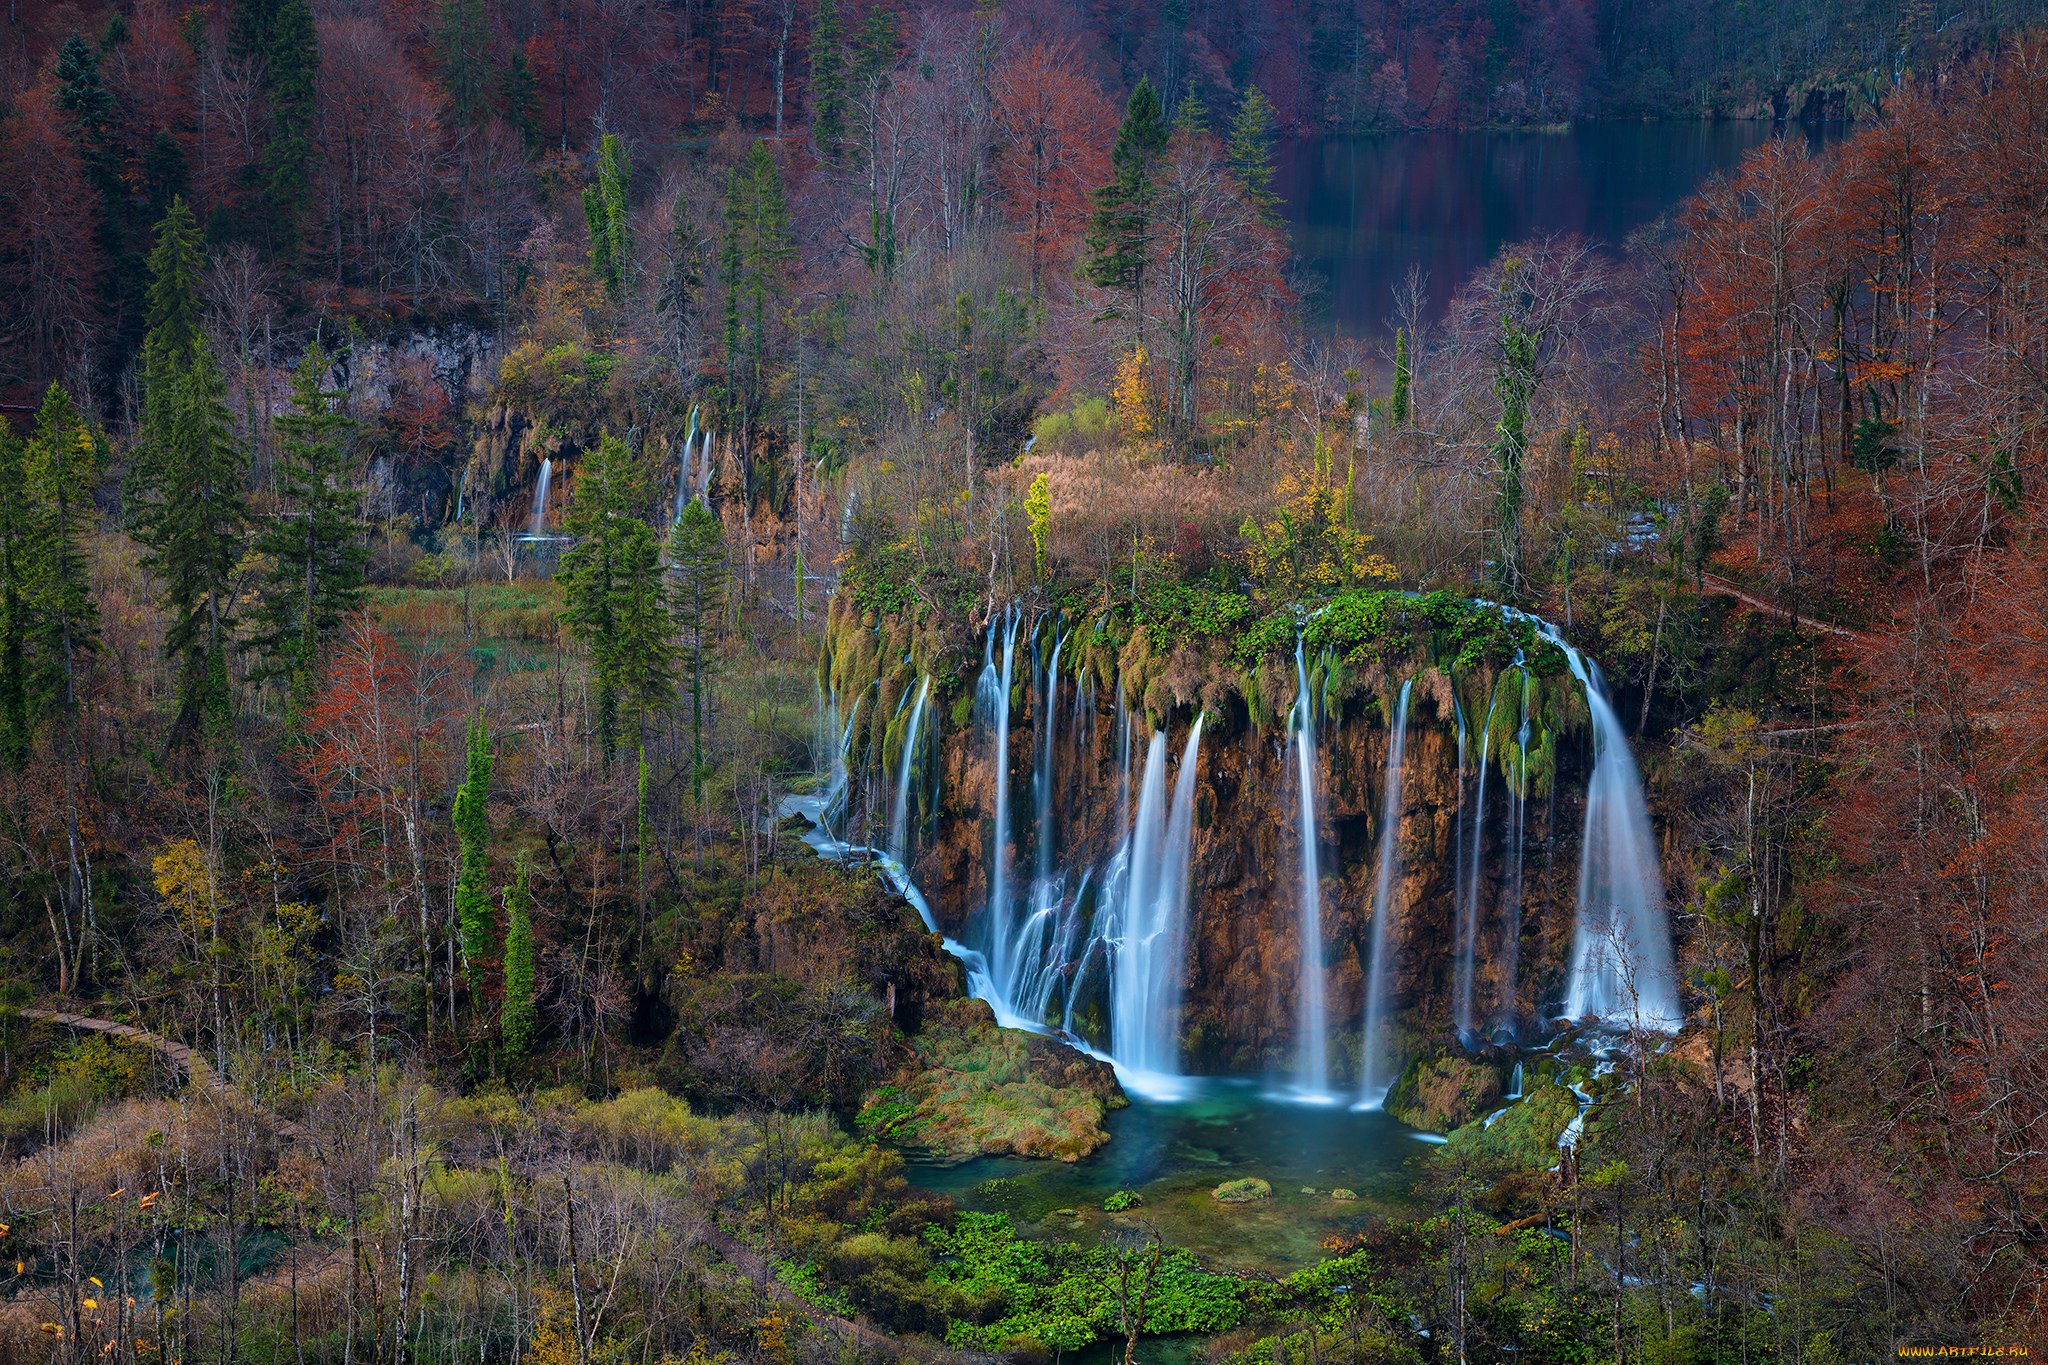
[872,998,1126,1162]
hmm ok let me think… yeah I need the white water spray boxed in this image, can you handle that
[1357,679,1415,1109]
[1288,641,1334,1100]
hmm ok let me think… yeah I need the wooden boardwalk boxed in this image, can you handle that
[19,1007,305,1140]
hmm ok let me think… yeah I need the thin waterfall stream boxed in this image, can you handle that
[1356,679,1415,1109]
[1287,641,1335,1101]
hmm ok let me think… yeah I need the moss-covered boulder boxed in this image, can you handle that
[1440,1082,1578,1170]
[1386,1051,1504,1132]
[869,999,1126,1162]
[1212,1178,1272,1202]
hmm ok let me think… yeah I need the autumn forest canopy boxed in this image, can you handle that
[0,0,2045,1362]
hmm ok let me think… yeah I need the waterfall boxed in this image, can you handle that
[1554,644,1683,1032]
[1356,679,1415,1110]
[1110,718,1204,1096]
[1008,630,1069,1022]
[889,677,930,857]
[1496,677,1533,1031]
[527,457,553,537]
[1453,676,1504,1041]
[976,609,1023,1003]
[455,467,468,523]
[1287,641,1334,1101]
[674,405,700,521]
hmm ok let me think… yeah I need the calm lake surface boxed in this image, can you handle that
[1278,121,1845,341]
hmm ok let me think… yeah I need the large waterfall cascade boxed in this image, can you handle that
[526,457,554,538]
[811,602,1683,1101]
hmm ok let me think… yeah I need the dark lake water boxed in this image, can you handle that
[1278,121,1845,342]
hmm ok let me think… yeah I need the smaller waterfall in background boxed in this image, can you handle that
[698,432,717,498]
[1356,679,1415,1110]
[1110,718,1204,1097]
[889,678,930,857]
[455,467,468,523]
[673,405,700,521]
[1287,641,1335,1101]
[527,458,554,537]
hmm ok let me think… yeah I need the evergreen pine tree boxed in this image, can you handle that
[1084,78,1169,344]
[434,0,491,125]
[453,713,494,994]
[20,386,101,717]
[671,497,727,799]
[809,0,847,162]
[0,428,28,771]
[135,203,248,739]
[55,33,125,303]
[1225,84,1281,223]
[501,861,537,1058]
[501,49,541,145]
[262,0,318,238]
[250,345,365,709]
[561,433,674,759]
[143,130,190,222]
[583,134,632,300]
[722,143,794,434]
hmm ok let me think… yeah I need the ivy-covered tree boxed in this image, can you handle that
[501,860,537,1058]
[584,133,632,300]
[249,344,365,711]
[453,714,493,995]
[1491,314,1536,601]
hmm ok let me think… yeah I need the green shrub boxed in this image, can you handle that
[1101,1190,1142,1212]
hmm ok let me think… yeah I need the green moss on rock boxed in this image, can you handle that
[882,999,1126,1163]
[1212,1177,1272,1202]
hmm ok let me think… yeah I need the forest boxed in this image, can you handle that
[0,0,2045,1361]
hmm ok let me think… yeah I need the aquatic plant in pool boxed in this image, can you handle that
[927,1212,1243,1352]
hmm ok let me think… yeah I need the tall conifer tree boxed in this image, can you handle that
[1084,78,1169,344]
[134,202,247,738]
[250,344,365,710]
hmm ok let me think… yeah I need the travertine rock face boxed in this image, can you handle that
[905,680,1594,1083]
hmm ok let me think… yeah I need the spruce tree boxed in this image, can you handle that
[722,143,794,435]
[809,0,847,162]
[55,33,126,311]
[250,345,365,709]
[1225,85,1281,224]
[263,0,318,236]
[583,133,632,300]
[453,714,494,994]
[0,428,28,771]
[135,203,247,738]
[1084,78,1170,344]
[21,386,101,717]
[671,497,727,798]
[501,861,537,1058]
[501,49,541,145]
[561,433,674,759]
[434,0,490,125]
